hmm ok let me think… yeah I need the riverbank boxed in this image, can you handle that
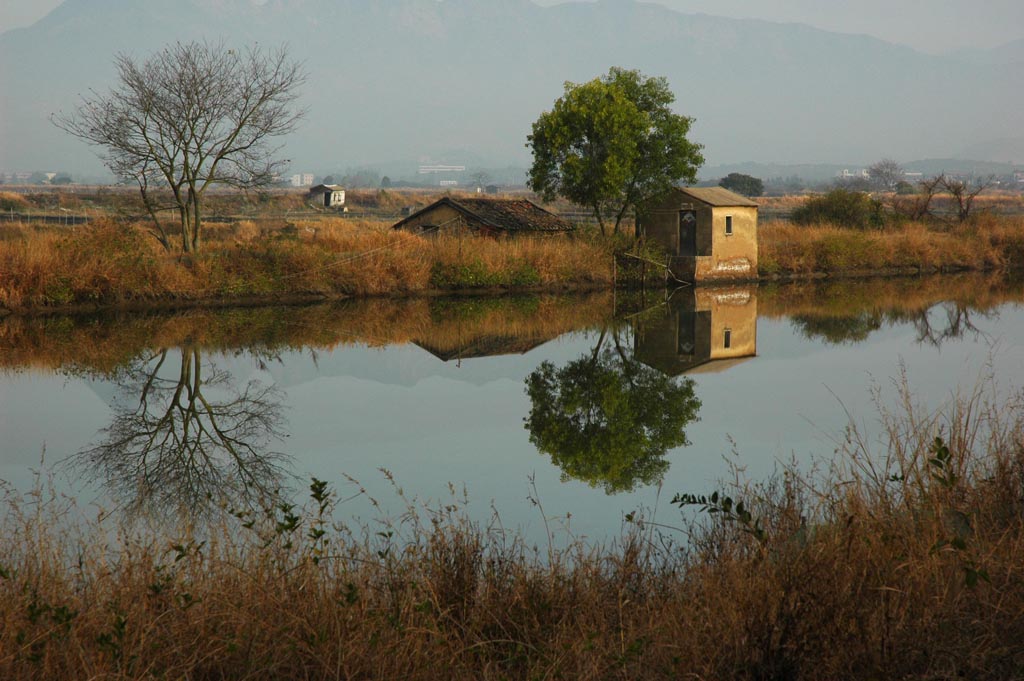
[2,377,1022,679]
[3,215,1024,315]
[0,218,614,314]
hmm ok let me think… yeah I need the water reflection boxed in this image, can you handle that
[2,275,1022,521]
[523,286,759,493]
[69,346,288,520]
[632,286,758,375]
[524,323,701,494]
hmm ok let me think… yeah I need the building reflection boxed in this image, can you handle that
[631,285,758,376]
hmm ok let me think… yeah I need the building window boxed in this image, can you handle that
[723,328,732,349]
[725,215,733,235]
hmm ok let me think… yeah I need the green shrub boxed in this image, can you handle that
[792,189,885,229]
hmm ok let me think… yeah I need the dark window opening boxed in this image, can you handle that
[725,215,733,235]
[724,328,732,349]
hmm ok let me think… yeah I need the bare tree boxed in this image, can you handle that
[889,174,943,221]
[54,41,306,253]
[72,346,289,520]
[867,158,904,191]
[940,174,996,223]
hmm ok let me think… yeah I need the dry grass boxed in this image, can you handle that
[759,215,1024,275]
[0,219,613,311]
[2,376,1023,679]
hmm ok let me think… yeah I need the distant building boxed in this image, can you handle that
[308,184,346,208]
[418,164,466,174]
[636,186,758,283]
[391,197,574,237]
[290,173,315,187]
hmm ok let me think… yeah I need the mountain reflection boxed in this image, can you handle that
[71,346,288,521]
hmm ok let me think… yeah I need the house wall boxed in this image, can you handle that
[639,192,757,283]
[394,205,480,235]
[702,205,758,281]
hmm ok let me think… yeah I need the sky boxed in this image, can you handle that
[537,0,1024,54]
[2,0,1022,52]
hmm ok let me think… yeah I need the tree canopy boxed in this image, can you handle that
[526,67,704,234]
[718,172,764,197]
[524,328,701,494]
[55,41,306,253]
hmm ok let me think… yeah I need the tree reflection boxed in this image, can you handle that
[792,301,992,347]
[790,312,883,345]
[904,302,990,347]
[74,346,288,520]
[524,326,701,494]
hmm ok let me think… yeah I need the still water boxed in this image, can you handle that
[2,274,1023,542]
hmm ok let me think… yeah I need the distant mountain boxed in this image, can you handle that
[947,38,1024,65]
[1,0,1021,176]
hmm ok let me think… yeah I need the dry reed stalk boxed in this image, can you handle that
[1,373,1023,679]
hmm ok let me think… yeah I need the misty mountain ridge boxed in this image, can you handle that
[1,0,1021,177]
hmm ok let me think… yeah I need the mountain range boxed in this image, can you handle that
[1,0,1021,178]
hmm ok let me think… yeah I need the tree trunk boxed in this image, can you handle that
[594,204,607,236]
[191,189,202,253]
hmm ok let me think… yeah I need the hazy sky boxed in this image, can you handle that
[537,0,1024,54]
[2,0,1022,52]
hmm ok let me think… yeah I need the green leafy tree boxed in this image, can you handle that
[524,328,701,493]
[527,67,704,235]
[718,172,764,197]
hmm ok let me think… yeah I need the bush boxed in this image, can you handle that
[792,189,884,229]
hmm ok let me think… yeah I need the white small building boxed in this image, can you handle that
[308,184,346,208]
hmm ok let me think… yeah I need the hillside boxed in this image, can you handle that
[0,0,1020,176]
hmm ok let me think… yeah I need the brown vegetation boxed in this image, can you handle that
[0,218,613,312]
[1,377,1022,679]
[758,214,1024,276]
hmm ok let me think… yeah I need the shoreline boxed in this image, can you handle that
[1,264,1016,319]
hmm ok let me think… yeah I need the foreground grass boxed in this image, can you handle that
[0,219,613,311]
[2,377,1023,679]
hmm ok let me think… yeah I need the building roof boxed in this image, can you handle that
[676,186,759,207]
[309,184,344,193]
[392,197,574,233]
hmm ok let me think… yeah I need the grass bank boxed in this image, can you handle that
[2,377,1023,679]
[0,218,613,313]
[759,214,1024,277]
[4,214,1024,313]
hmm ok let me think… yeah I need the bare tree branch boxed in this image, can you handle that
[53,41,306,253]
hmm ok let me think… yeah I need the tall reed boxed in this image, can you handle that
[1,375,1022,679]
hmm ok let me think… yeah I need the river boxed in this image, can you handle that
[2,273,1022,543]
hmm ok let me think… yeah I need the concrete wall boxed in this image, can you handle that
[702,205,758,281]
[639,191,758,283]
